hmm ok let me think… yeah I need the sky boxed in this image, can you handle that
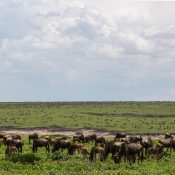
[0,0,175,101]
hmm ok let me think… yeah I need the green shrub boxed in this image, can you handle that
[48,151,70,161]
[7,153,41,164]
[160,151,171,161]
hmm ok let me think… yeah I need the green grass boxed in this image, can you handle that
[1,101,175,174]
[0,136,175,175]
[0,102,175,133]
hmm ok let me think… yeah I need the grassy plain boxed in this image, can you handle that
[0,136,174,175]
[0,102,175,133]
[0,101,175,175]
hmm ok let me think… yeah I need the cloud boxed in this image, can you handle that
[0,1,175,100]
[170,89,175,96]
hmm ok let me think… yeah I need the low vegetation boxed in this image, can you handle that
[0,134,175,175]
[0,101,175,174]
[0,101,175,133]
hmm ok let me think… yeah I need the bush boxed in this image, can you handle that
[7,153,41,164]
[48,151,70,161]
[160,151,171,161]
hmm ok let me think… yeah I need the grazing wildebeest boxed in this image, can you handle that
[147,144,164,160]
[52,139,71,155]
[12,134,21,140]
[141,137,153,155]
[113,142,144,165]
[50,136,67,146]
[29,133,38,144]
[0,133,5,139]
[112,141,125,162]
[81,146,90,160]
[89,146,105,162]
[75,131,83,135]
[165,133,173,139]
[73,134,84,143]
[1,134,23,152]
[3,135,12,145]
[104,140,124,160]
[4,137,13,146]
[104,140,115,160]
[32,138,50,153]
[170,139,175,151]
[95,137,105,146]
[69,142,84,155]
[12,139,23,153]
[84,134,97,143]
[5,146,18,157]
[128,135,142,143]
[115,132,126,139]
[126,143,144,165]
[45,136,52,145]
[158,139,173,152]
[72,137,81,143]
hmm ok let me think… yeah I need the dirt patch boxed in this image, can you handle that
[82,112,175,118]
[0,126,167,139]
[0,126,115,137]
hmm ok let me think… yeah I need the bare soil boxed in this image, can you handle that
[0,126,166,139]
[0,126,115,137]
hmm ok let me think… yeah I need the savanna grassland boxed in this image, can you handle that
[0,102,175,175]
[0,135,174,175]
[0,101,175,133]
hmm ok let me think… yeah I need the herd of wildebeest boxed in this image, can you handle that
[0,132,174,165]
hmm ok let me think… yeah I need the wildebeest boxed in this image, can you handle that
[75,131,83,135]
[69,142,84,155]
[50,136,67,146]
[147,144,164,160]
[170,139,175,151]
[81,146,90,160]
[3,135,13,145]
[12,139,23,153]
[84,134,97,143]
[104,140,115,160]
[141,136,153,155]
[5,146,18,157]
[112,141,125,162]
[32,138,50,153]
[52,139,71,155]
[89,146,105,162]
[113,142,144,165]
[158,139,173,152]
[95,137,105,146]
[11,134,21,140]
[45,136,52,145]
[4,137,13,146]
[165,133,173,139]
[115,132,126,139]
[29,133,38,144]
[128,135,142,143]
[0,133,5,139]
[103,140,124,160]
[73,134,84,143]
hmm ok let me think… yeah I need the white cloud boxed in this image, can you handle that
[0,0,175,100]
[169,89,175,96]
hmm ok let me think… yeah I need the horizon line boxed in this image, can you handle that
[0,100,175,103]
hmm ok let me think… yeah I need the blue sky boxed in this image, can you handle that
[0,0,175,101]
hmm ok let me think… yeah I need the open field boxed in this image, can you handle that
[0,134,175,175]
[0,101,175,175]
[0,102,175,134]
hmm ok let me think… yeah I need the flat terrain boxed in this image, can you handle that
[0,102,175,134]
[0,101,175,174]
[0,134,174,175]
